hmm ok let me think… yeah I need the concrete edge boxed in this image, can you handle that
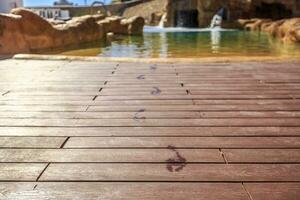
[13,54,300,63]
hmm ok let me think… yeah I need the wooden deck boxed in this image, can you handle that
[0,59,300,199]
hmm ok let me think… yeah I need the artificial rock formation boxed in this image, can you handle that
[122,0,251,27]
[0,8,144,55]
[121,0,300,44]
[123,0,168,26]
[238,18,300,43]
[123,0,300,27]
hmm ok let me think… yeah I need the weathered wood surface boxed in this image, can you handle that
[0,182,248,200]
[40,163,300,181]
[1,59,300,199]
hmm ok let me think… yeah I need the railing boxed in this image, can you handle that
[90,1,108,16]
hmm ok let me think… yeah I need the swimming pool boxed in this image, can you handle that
[48,27,300,58]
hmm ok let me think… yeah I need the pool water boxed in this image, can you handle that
[51,27,300,58]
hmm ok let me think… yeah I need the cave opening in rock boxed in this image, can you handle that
[255,3,293,20]
[175,9,199,28]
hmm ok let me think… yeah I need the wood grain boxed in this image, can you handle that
[64,137,300,149]
[0,182,248,200]
[0,163,46,181]
[40,163,300,181]
[245,183,300,200]
[2,59,300,199]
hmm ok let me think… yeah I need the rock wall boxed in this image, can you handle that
[165,0,251,27]
[122,0,300,28]
[122,0,168,26]
[251,0,300,18]
[238,18,300,43]
[0,9,144,55]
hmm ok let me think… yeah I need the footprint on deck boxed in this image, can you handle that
[151,87,161,95]
[150,65,157,71]
[133,109,146,121]
[136,75,145,80]
[166,145,187,172]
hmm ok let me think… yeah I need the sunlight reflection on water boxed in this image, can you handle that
[52,26,300,58]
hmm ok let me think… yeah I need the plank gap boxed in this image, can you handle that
[92,95,98,101]
[36,162,50,182]
[242,182,254,200]
[84,105,90,112]
[2,91,10,96]
[60,137,70,148]
[32,184,38,190]
[219,148,228,164]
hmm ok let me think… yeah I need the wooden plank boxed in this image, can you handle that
[0,101,96,106]
[92,100,194,105]
[88,105,300,111]
[0,100,194,106]
[244,183,300,200]
[95,95,295,100]
[0,111,200,119]
[0,149,223,163]
[6,99,300,106]
[223,149,300,163]
[193,99,300,105]
[184,82,300,85]
[5,94,296,100]
[0,110,300,119]
[2,104,300,112]
[1,96,95,101]
[189,90,300,95]
[106,81,258,85]
[0,182,248,200]
[12,84,299,94]
[101,87,185,91]
[5,87,102,92]
[0,163,46,181]
[198,111,300,118]
[100,90,187,95]
[64,137,300,149]
[0,127,299,136]
[0,105,87,112]
[2,92,101,96]
[1,118,299,127]
[0,137,66,148]
[186,86,300,91]
[40,163,300,181]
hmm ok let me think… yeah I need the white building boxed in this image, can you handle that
[28,7,70,20]
[0,0,23,13]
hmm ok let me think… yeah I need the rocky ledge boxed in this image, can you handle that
[238,18,300,43]
[0,9,144,55]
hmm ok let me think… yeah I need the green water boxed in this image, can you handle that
[55,28,300,58]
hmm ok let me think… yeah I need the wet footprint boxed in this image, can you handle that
[133,109,146,121]
[151,87,161,95]
[136,75,145,80]
[150,64,157,71]
[166,145,187,172]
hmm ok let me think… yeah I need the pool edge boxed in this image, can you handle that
[13,54,300,63]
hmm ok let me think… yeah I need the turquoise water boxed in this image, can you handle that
[56,27,300,58]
